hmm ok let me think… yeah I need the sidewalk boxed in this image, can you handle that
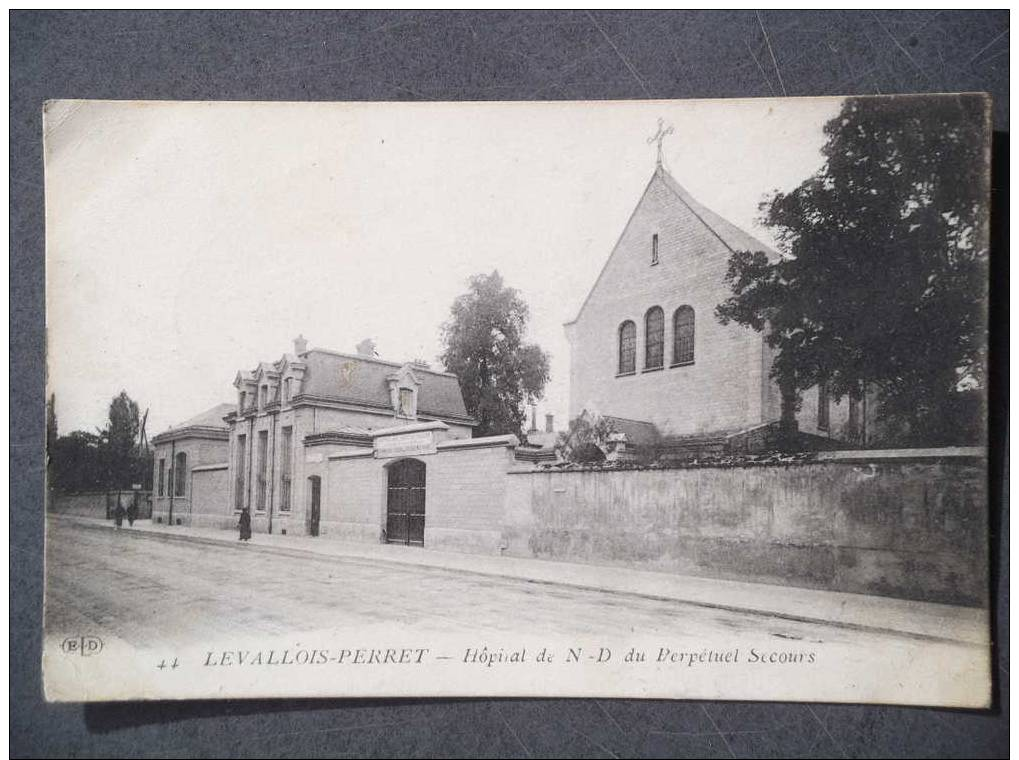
[52,514,988,646]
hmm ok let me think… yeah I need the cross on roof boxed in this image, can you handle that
[647,118,674,167]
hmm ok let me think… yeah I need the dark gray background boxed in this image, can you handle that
[11,10,1009,758]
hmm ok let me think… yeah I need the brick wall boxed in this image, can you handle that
[504,450,988,605]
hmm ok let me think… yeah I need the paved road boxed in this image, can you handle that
[45,519,979,658]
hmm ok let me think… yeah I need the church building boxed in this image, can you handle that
[565,136,870,454]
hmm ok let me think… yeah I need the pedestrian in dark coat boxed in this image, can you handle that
[238,508,252,541]
[113,504,125,530]
[126,502,138,527]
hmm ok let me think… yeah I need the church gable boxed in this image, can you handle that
[571,166,771,327]
[565,160,777,438]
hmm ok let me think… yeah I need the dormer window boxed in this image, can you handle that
[398,388,414,417]
[651,233,659,265]
[283,378,292,404]
[239,391,247,412]
[387,363,421,419]
[259,385,268,409]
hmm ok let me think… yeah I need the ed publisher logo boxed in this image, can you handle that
[62,635,104,657]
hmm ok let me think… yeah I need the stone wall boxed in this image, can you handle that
[504,449,988,605]
[49,490,152,520]
[425,440,517,553]
[323,452,382,542]
[322,436,518,551]
[188,465,231,530]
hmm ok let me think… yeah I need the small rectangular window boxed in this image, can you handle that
[398,388,414,417]
[280,426,293,512]
[818,383,830,431]
[235,435,247,510]
[256,431,268,510]
[174,451,187,497]
[651,233,659,265]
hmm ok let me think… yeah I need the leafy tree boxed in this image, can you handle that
[716,95,989,446]
[440,271,551,437]
[49,391,153,492]
[49,430,106,492]
[555,410,615,463]
[106,391,141,488]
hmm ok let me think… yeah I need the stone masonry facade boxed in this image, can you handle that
[565,164,871,448]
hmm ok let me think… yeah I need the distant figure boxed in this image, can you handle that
[126,502,138,528]
[113,504,125,530]
[238,508,252,542]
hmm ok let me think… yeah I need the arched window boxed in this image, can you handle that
[673,306,695,365]
[618,321,636,375]
[644,307,664,370]
[174,452,187,497]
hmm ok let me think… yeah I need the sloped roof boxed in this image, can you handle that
[655,167,777,259]
[164,403,234,431]
[153,402,234,443]
[299,349,472,422]
[604,415,659,446]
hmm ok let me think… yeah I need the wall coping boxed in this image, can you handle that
[152,425,230,445]
[51,489,154,496]
[815,446,986,462]
[304,430,372,448]
[436,434,519,451]
[191,463,229,472]
[506,446,987,474]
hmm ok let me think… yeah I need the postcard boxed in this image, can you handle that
[43,94,991,704]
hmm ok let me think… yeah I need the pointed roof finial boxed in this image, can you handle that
[647,118,675,168]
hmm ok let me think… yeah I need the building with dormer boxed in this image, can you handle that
[151,335,477,536]
[225,336,475,536]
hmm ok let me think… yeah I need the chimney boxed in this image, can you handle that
[545,414,554,433]
[293,334,308,354]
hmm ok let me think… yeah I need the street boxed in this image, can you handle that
[45,518,980,655]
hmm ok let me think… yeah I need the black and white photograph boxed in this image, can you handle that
[42,93,991,706]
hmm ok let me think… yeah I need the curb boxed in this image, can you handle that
[60,516,982,647]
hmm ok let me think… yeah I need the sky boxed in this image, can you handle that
[45,96,842,436]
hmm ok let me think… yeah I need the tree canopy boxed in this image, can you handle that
[555,410,615,464]
[716,95,989,446]
[48,391,153,492]
[440,271,551,438]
